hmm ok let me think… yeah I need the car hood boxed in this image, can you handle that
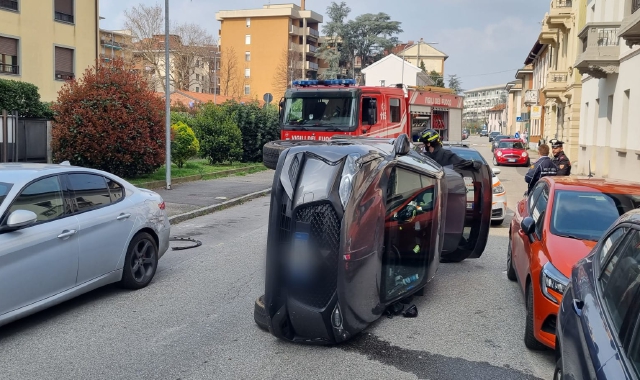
[547,233,598,277]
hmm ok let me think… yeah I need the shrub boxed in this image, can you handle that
[191,103,242,164]
[0,78,53,118]
[222,100,280,162]
[51,58,165,178]
[171,121,199,168]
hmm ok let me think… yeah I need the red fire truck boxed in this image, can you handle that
[262,79,464,170]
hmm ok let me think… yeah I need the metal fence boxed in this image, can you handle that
[0,110,50,163]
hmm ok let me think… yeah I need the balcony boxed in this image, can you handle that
[544,71,568,99]
[55,71,75,80]
[305,61,319,71]
[539,17,559,45]
[619,0,640,47]
[574,22,621,79]
[289,24,300,35]
[547,0,573,30]
[0,63,19,75]
[306,27,320,40]
[306,44,317,55]
[0,0,18,11]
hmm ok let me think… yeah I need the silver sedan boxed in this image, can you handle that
[0,163,170,327]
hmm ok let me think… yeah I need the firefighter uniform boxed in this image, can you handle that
[550,139,571,176]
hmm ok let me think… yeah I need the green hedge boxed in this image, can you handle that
[0,78,52,118]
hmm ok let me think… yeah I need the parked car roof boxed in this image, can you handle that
[0,163,124,187]
[544,176,640,194]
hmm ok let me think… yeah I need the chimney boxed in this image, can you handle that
[301,0,305,10]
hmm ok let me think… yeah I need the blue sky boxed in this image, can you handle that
[99,0,549,90]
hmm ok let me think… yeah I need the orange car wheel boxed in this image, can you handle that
[525,283,546,350]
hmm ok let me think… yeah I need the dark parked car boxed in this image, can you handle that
[555,208,640,379]
[488,131,500,141]
[491,135,511,152]
[255,134,492,344]
[480,128,489,137]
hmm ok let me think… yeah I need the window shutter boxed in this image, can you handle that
[0,37,18,56]
[54,0,73,14]
[55,47,73,73]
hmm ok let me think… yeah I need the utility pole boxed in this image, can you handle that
[164,0,171,190]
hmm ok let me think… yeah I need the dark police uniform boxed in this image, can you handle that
[525,156,557,194]
[550,140,571,175]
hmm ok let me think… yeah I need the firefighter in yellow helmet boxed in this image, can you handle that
[419,129,481,170]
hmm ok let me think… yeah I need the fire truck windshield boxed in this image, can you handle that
[283,96,357,131]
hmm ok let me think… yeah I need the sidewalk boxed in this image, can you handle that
[154,169,275,223]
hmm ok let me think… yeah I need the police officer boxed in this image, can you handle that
[418,129,482,170]
[549,139,571,175]
[525,143,557,194]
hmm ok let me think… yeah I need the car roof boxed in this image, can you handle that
[0,163,115,187]
[545,176,640,194]
[498,139,523,142]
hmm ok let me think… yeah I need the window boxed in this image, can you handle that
[54,0,74,23]
[55,46,74,80]
[196,59,200,67]
[600,230,640,335]
[245,68,250,78]
[389,98,401,123]
[0,0,18,11]
[0,36,19,75]
[67,173,111,212]
[528,182,545,212]
[531,186,549,239]
[245,51,250,62]
[195,73,200,81]
[9,176,65,222]
[246,17,251,27]
[106,179,124,202]
[195,87,199,93]
[244,84,250,95]
[0,182,13,209]
[599,227,629,266]
[245,35,251,45]
[361,97,377,125]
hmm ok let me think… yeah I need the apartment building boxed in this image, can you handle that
[504,80,523,136]
[99,29,133,65]
[576,0,640,181]
[394,39,448,76]
[216,2,323,100]
[0,0,99,102]
[462,85,508,125]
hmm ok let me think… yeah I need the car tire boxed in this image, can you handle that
[254,294,269,331]
[507,234,517,281]
[492,156,499,166]
[525,283,546,350]
[553,358,563,380]
[119,232,158,290]
[524,159,531,167]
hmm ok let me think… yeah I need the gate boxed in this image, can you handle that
[0,110,50,163]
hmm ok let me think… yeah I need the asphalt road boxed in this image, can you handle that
[0,135,555,380]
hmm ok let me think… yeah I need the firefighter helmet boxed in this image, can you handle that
[419,129,441,145]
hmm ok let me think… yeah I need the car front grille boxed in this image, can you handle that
[289,203,340,309]
[503,154,520,159]
[492,208,503,218]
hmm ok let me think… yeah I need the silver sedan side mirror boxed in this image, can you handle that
[6,210,38,229]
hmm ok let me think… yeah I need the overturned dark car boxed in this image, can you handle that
[255,134,492,344]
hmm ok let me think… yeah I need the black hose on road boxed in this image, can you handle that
[169,236,202,251]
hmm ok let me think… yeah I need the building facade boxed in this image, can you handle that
[576,0,640,181]
[0,0,99,102]
[99,29,133,65]
[487,103,507,133]
[505,80,522,136]
[462,84,508,125]
[361,54,433,87]
[394,39,448,76]
[216,2,322,100]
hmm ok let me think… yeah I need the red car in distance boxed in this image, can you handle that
[493,138,530,167]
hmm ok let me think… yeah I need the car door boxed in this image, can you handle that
[361,94,384,136]
[66,173,135,285]
[517,184,550,285]
[512,182,545,282]
[0,175,80,316]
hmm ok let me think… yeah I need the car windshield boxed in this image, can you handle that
[0,182,13,209]
[283,96,357,130]
[551,190,640,241]
[498,141,525,149]
[446,147,487,164]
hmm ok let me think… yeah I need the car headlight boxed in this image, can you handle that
[521,152,528,157]
[496,151,502,157]
[338,153,360,209]
[541,262,569,304]
[493,185,505,194]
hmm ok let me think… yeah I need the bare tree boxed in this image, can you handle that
[273,48,303,99]
[172,23,216,92]
[219,46,242,97]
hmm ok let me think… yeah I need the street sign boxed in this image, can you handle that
[516,116,522,122]
[263,93,273,104]
[531,105,542,119]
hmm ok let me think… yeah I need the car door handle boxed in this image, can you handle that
[572,299,584,317]
[58,229,77,239]
[116,213,131,220]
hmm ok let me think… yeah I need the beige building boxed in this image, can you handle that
[216,2,322,100]
[0,0,99,102]
[395,39,448,76]
[505,80,523,136]
[99,29,133,65]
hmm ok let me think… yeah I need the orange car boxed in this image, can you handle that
[508,177,640,350]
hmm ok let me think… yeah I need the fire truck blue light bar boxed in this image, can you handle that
[293,79,356,86]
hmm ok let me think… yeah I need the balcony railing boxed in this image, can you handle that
[553,0,572,7]
[634,0,640,14]
[0,0,18,11]
[0,63,19,75]
[289,24,300,35]
[305,61,319,71]
[620,0,640,47]
[55,12,74,23]
[549,72,568,82]
[55,71,75,80]
[575,22,621,78]
[307,27,320,38]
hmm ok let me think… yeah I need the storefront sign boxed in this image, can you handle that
[409,91,463,109]
[531,105,542,119]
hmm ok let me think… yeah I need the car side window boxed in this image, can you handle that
[528,183,545,212]
[599,227,629,267]
[599,230,640,334]
[532,187,549,240]
[67,174,112,212]
[628,317,640,377]
[106,179,124,202]
[8,176,65,223]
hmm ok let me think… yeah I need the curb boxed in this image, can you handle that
[136,165,266,190]
[168,188,272,225]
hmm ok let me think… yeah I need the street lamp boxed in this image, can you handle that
[165,0,171,190]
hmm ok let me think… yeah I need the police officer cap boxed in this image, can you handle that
[550,139,564,148]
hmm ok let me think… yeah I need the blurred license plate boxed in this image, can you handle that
[508,159,516,162]
[293,232,309,249]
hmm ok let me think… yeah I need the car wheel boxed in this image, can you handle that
[119,232,158,290]
[254,294,269,331]
[553,358,563,380]
[492,156,499,166]
[507,233,517,281]
[525,283,546,350]
[524,159,531,167]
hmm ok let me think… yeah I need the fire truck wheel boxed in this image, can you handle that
[263,140,318,170]
[254,294,269,331]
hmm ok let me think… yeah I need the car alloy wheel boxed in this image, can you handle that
[507,234,517,281]
[524,283,546,350]
[119,232,158,290]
